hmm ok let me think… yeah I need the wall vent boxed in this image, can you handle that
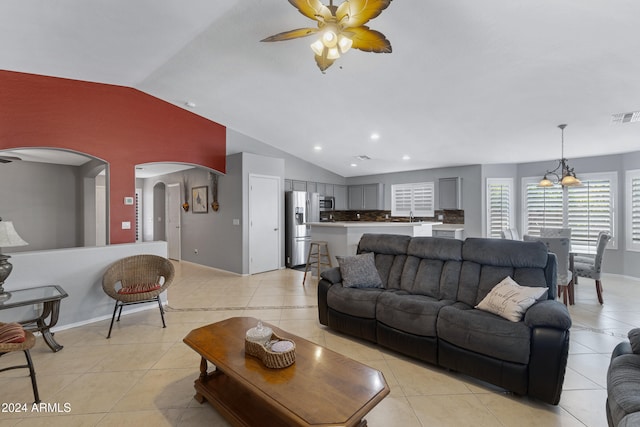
[611,111,640,124]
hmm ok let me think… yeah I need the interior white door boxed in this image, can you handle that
[167,183,181,260]
[249,174,280,274]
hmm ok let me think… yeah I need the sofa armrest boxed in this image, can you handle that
[318,268,342,326]
[320,267,342,284]
[524,300,572,330]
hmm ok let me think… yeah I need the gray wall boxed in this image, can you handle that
[227,128,346,185]
[142,151,285,275]
[0,160,81,252]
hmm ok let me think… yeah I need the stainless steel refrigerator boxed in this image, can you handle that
[285,191,319,267]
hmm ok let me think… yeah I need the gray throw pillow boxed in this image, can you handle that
[628,328,640,354]
[337,252,383,288]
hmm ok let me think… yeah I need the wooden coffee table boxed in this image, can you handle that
[183,317,389,427]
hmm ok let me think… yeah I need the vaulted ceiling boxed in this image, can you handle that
[1,1,639,177]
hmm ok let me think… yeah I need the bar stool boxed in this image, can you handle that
[303,241,332,285]
[0,322,41,403]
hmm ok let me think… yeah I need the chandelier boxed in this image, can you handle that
[539,124,581,187]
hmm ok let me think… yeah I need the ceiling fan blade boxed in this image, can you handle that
[261,27,318,42]
[349,26,392,53]
[314,54,336,72]
[289,0,333,22]
[0,155,21,164]
[337,0,392,27]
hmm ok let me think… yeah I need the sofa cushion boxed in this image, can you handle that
[463,238,549,269]
[358,233,411,255]
[628,328,640,354]
[358,234,411,289]
[337,252,383,288]
[327,285,383,319]
[475,276,547,322]
[373,254,407,289]
[437,305,532,364]
[607,354,640,426]
[376,292,452,337]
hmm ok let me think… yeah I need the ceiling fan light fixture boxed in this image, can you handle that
[337,34,352,53]
[327,47,340,60]
[261,0,393,72]
[322,30,338,47]
[310,39,324,56]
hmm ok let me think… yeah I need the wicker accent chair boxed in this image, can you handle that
[102,254,175,339]
[0,322,41,403]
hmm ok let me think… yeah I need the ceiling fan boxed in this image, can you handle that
[0,156,21,164]
[261,0,393,72]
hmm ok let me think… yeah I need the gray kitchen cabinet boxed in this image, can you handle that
[292,180,307,191]
[348,183,383,210]
[334,185,347,210]
[439,177,462,209]
[306,181,317,193]
[284,179,293,192]
[316,182,326,196]
[324,184,334,197]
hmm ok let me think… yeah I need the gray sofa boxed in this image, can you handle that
[318,234,572,405]
[607,330,640,426]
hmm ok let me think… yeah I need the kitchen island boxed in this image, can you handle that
[308,221,441,267]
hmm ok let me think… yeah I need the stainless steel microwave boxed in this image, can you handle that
[319,196,335,211]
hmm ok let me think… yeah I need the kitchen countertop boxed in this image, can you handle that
[308,221,442,227]
[432,224,465,231]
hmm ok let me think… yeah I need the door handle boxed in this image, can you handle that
[274,228,279,231]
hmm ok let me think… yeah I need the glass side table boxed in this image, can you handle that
[0,285,68,352]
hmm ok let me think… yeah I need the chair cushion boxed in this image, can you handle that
[117,283,162,294]
[0,322,26,343]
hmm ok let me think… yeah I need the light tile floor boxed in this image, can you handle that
[1,261,638,426]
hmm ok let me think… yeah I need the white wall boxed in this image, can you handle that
[0,242,168,330]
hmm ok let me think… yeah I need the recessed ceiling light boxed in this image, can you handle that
[370,133,380,140]
[185,101,196,108]
[314,145,322,151]
[350,163,358,167]
[402,155,411,160]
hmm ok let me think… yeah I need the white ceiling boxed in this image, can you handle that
[1,1,639,178]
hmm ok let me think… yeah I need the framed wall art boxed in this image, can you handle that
[192,186,208,213]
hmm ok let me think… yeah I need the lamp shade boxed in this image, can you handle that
[0,221,28,248]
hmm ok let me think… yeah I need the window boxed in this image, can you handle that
[522,172,617,252]
[626,169,640,252]
[486,178,514,238]
[391,182,434,217]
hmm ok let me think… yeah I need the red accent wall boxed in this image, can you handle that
[0,70,226,244]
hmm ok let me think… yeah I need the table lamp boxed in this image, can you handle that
[0,217,28,302]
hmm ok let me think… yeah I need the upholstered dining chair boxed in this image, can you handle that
[541,227,572,239]
[573,231,611,304]
[501,228,520,240]
[0,322,41,403]
[524,235,573,305]
[102,254,175,338]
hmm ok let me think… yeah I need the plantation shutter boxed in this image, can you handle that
[524,182,563,236]
[486,179,513,238]
[567,179,612,252]
[391,182,434,217]
[627,171,640,251]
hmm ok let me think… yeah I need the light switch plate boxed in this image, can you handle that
[233,219,240,225]
[124,196,134,205]
[122,221,131,229]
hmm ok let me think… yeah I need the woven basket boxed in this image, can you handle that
[245,333,296,369]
